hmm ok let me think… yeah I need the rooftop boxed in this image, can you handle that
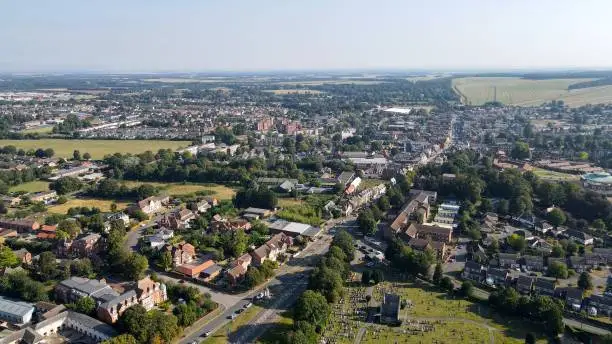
[0,296,34,318]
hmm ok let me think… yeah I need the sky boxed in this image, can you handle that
[2,0,612,73]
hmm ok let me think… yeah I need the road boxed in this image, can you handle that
[178,231,334,344]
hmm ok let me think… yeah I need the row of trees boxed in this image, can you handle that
[86,179,159,200]
[283,230,355,344]
[489,287,564,336]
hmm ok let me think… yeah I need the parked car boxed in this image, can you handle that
[244,302,252,309]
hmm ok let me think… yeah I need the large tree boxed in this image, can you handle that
[293,290,331,330]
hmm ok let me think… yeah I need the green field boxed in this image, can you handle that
[119,181,236,200]
[452,77,612,107]
[48,198,130,214]
[319,280,545,344]
[532,167,580,182]
[9,181,50,193]
[20,126,54,134]
[0,139,192,159]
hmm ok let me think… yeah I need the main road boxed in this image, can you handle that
[177,229,335,344]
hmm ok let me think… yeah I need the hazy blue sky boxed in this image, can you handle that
[1,0,611,72]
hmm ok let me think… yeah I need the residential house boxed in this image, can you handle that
[569,256,589,273]
[463,261,486,283]
[104,212,130,231]
[14,248,32,265]
[148,228,174,250]
[164,242,196,267]
[498,253,519,269]
[486,268,509,287]
[58,233,101,258]
[534,278,557,296]
[29,191,57,204]
[534,221,553,235]
[521,255,544,272]
[589,294,612,316]
[1,196,20,207]
[564,288,584,311]
[251,233,291,266]
[0,219,40,232]
[133,196,169,215]
[516,275,535,294]
[226,253,252,286]
[593,248,612,261]
[565,229,594,245]
[192,200,212,213]
[36,225,57,240]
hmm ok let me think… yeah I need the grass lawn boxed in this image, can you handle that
[9,180,50,193]
[278,198,305,208]
[48,198,130,214]
[201,305,263,344]
[119,181,236,200]
[359,178,385,190]
[532,167,580,182]
[452,77,612,107]
[0,139,192,159]
[321,281,547,344]
[257,311,293,344]
[20,126,54,134]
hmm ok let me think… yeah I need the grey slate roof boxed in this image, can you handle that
[0,296,34,318]
[59,277,119,299]
[98,289,137,309]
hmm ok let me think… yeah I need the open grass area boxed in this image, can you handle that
[0,139,192,159]
[257,311,294,344]
[532,167,580,182]
[202,305,263,344]
[48,198,130,214]
[452,77,612,107]
[119,181,236,200]
[321,280,546,344]
[278,197,305,208]
[264,89,323,95]
[359,178,385,190]
[20,126,54,134]
[8,181,50,193]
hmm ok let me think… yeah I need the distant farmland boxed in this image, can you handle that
[452,77,612,107]
[0,139,192,159]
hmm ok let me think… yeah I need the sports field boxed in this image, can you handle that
[452,77,612,107]
[119,181,236,200]
[0,139,192,159]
